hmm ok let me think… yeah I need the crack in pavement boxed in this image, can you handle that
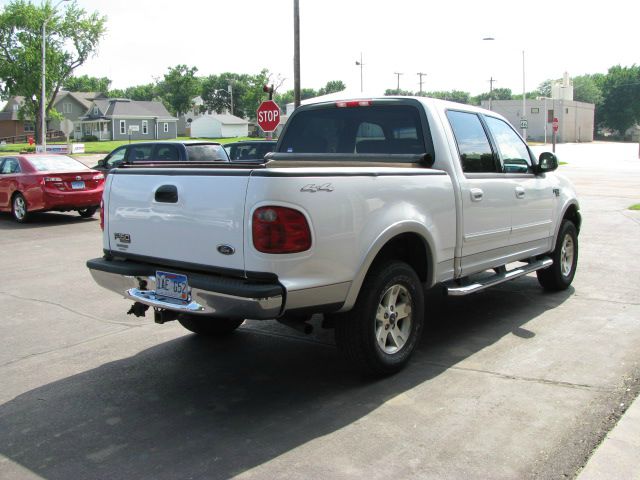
[0,291,143,327]
[0,327,135,369]
[422,361,611,392]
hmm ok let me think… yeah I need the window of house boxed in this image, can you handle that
[530,107,539,114]
[62,102,72,114]
[565,108,569,114]
[142,120,148,135]
[163,122,169,133]
[120,120,126,135]
[484,116,532,174]
[12,104,19,111]
[24,123,35,132]
[446,110,497,173]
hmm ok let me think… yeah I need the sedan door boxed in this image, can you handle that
[0,157,19,208]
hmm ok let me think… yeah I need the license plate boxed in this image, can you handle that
[156,271,190,300]
[71,181,85,190]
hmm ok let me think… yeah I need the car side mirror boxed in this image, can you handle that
[535,152,558,174]
[97,159,106,167]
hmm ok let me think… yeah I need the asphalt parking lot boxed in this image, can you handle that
[1,142,639,479]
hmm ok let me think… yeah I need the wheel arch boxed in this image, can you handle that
[339,223,435,312]
[553,201,581,246]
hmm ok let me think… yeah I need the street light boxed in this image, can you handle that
[41,0,69,152]
[355,53,364,92]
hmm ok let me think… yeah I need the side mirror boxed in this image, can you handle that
[97,159,106,167]
[535,152,558,174]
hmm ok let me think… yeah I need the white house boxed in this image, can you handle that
[190,113,249,138]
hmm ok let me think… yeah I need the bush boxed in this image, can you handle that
[82,135,99,142]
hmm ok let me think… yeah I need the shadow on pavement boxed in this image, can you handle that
[0,211,98,229]
[0,277,573,479]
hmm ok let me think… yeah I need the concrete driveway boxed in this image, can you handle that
[1,142,639,479]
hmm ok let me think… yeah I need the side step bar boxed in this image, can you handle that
[445,257,553,296]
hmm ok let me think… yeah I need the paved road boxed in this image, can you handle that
[1,142,639,479]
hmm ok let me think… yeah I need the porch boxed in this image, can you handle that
[74,120,112,141]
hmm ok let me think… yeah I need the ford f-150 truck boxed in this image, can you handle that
[87,97,580,376]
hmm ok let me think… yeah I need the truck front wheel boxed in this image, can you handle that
[178,315,244,336]
[335,260,424,376]
[537,219,578,291]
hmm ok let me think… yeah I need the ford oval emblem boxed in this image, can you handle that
[217,244,235,255]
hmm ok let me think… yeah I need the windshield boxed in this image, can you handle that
[278,105,426,157]
[185,144,228,162]
[28,155,89,172]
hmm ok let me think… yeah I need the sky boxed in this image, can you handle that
[2,0,639,98]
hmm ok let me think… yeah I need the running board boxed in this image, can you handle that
[445,258,553,296]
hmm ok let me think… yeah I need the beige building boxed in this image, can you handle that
[482,73,595,143]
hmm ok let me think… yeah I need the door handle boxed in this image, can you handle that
[515,187,526,199]
[470,188,484,202]
[155,185,178,203]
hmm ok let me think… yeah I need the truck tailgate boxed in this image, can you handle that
[106,169,250,272]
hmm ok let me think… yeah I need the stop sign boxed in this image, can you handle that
[257,100,281,132]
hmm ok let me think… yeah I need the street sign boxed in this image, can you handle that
[257,100,281,132]
[128,125,140,132]
[552,121,559,132]
[60,119,74,136]
[520,119,528,129]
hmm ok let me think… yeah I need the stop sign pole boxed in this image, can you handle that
[257,100,281,140]
[552,117,559,153]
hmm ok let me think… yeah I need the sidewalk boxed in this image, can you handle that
[577,395,640,479]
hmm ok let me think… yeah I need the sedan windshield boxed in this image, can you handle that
[28,156,89,172]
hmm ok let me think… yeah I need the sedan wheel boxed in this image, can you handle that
[12,193,29,223]
[78,206,98,218]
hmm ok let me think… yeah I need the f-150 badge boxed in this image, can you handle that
[301,183,334,193]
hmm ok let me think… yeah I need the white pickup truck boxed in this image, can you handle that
[88,97,580,376]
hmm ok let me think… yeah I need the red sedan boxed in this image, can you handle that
[0,154,105,223]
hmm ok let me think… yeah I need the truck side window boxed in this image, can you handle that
[106,147,126,167]
[155,145,180,161]
[484,116,532,173]
[127,145,153,162]
[446,110,498,173]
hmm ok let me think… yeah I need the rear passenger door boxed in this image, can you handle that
[446,110,514,272]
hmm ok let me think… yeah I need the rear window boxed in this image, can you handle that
[27,155,89,172]
[185,144,228,162]
[279,105,426,156]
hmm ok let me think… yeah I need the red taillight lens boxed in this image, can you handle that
[99,198,104,231]
[252,206,311,254]
[336,99,371,108]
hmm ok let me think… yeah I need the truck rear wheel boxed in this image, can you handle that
[178,315,244,336]
[335,260,424,376]
[537,220,578,291]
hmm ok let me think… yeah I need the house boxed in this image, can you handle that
[0,97,34,140]
[0,91,105,141]
[74,98,178,141]
[190,113,249,138]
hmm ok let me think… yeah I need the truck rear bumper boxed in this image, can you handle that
[87,257,284,319]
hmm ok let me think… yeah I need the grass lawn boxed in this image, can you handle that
[0,136,257,155]
[630,204,640,211]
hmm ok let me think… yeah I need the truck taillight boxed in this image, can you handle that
[336,100,371,108]
[252,206,311,254]
[99,199,104,231]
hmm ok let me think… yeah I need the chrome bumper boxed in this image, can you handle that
[88,262,283,320]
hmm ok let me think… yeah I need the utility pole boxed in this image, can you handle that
[522,50,527,141]
[293,0,300,108]
[355,53,364,92]
[417,72,427,94]
[488,76,497,110]
[394,72,403,91]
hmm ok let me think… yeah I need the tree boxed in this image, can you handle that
[536,79,553,98]
[424,90,471,104]
[156,64,200,117]
[572,74,603,105]
[473,88,512,105]
[385,88,414,96]
[108,83,157,101]
[598,64,640,135]
[63,74,110,93]
[0,0,106,143]
[318,80,346,96]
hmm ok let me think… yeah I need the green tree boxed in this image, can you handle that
[108,83,157,101]
[473,88,512,105]
[63,74,110,93]
[318,80,346,96]
[385,89,414,96]
[536,79,553,98]
[572,74,603,105]
[598,65,640,135]
[0,0,106,143]
[156,65,200,116]
[425,90,471,104]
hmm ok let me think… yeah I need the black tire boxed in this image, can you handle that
[11,193,29,223]
[78,206,98,218]
[335,260,424,376]
[178,315,244,336]
[537,220,578,291]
